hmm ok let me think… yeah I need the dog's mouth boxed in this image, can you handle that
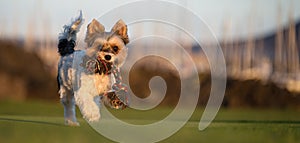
[95,56,113,75]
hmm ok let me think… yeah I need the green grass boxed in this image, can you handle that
[0,100,300,143]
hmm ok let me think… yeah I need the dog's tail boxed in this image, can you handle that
[58,10,84,56]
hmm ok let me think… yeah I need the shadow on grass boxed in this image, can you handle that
[0,117,65,127]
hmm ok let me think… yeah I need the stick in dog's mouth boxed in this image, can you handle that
[95,56,113,75]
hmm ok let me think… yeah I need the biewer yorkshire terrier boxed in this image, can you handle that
[57,11,129,126]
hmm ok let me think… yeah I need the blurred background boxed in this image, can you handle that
[0,0,300,108]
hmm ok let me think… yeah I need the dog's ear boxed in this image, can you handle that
[87,19,105,34]
[85,19,105,46]
[111,19,129,45]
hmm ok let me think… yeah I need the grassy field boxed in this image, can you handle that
[0,100,300,143]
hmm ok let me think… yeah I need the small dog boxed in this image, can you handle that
[57,11,129,126]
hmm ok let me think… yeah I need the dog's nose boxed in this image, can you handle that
[104,55,111,61]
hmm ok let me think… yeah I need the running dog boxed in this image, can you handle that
[57,11,129,126]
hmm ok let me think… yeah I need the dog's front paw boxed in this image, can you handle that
[65,119,80,126]
[84,114,100,122]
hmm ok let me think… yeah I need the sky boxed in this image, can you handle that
[0,0,299,41]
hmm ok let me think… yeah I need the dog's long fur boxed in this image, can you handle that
[57,11,128,126]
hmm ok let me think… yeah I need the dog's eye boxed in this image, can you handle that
[112,46,119,52]
[98,45,103,50]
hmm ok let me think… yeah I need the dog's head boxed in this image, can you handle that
[84,19,129,74]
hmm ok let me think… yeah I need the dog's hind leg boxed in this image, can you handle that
[59,87,79,126]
